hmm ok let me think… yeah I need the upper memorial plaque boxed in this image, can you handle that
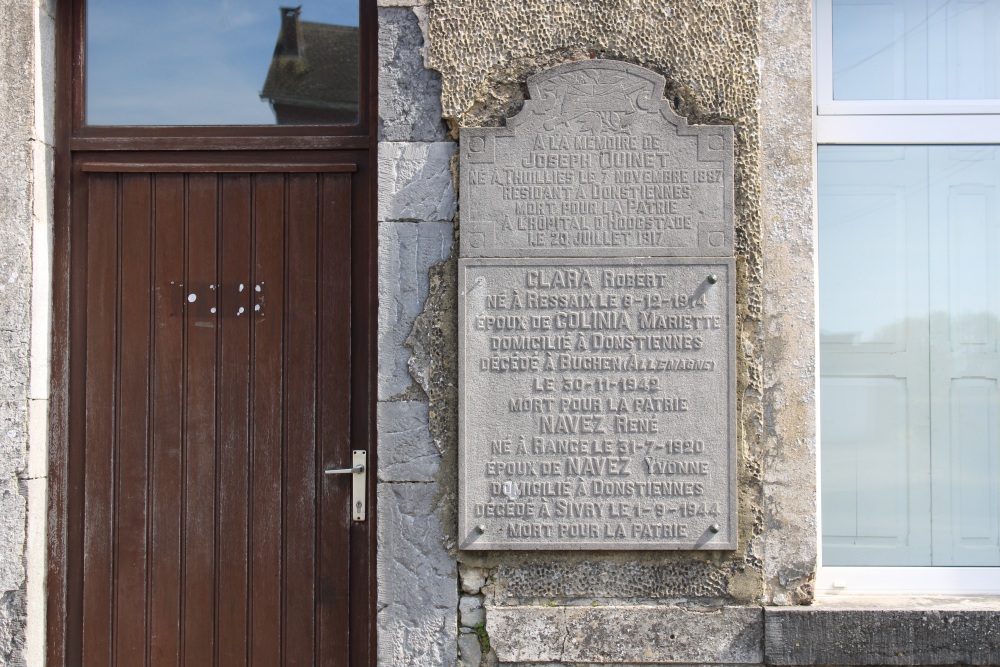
[460,61,734,258]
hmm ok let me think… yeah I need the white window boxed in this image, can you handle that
[816,0,1000,594]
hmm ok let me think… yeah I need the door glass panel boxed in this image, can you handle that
[832,0,1000,100]
[87,1,359,125]
[820,145,1000,566]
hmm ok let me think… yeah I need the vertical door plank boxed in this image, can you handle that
[115,173,154,666]
[182,174,220,665]
[216,174,252,667]
[149,174,184,666]
[82,173,119,667]
[250,174,284,666]
[282,174,319,667]
[318,173,353,666]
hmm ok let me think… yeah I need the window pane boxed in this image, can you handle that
[87,2,359,125]
[832,0,1000,100]
[820,145,1000,566]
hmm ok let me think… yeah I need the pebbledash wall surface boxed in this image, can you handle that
[0,1,999,667]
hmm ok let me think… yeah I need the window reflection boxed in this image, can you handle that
[261,7,358,124]
[832,0,1000,100]
[87,1,359,126]
[819,146,1000,567]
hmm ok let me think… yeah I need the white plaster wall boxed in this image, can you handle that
[25,2,56,664]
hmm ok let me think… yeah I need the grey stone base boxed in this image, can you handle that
[766,597,1000,666]
[478,598,1000,665]
[487,605,763,664]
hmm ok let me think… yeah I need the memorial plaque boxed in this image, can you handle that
[457,60,738,550]
[460,60,734,258]
[458,258,736,550]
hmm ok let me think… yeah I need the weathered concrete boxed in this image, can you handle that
[377,482,459,666]
[488,559,730,604]
[378,142,457,222]
[758,0,817,606]
[378,8,447,142]
[0,0,39,662]
[377,220,453,399]
[487,605,763,664]
[765,598,1000,665]
[377,400,441,482]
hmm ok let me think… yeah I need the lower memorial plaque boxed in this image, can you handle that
[458,257,736,550]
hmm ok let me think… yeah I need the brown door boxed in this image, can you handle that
[49,1,377,664]
[56,159,371,665]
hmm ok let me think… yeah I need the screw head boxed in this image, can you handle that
[707,274,718,284]
[476,524,486,534]
[709,523,721,534]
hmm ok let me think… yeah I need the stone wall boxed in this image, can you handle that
[12,0,994,665]
[376,5,461,665]
[375,0,818,664]
[0,0,54,665]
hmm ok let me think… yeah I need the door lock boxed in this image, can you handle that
[324,450,367,521]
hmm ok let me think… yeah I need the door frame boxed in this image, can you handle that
[46,1,379,664]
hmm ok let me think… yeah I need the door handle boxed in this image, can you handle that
[324,450,367,521]
[324,464,364,475]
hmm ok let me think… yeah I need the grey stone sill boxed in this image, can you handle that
[765,596,1000,665]
[808,594,1000,610]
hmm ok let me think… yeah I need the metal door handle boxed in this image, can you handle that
[324,464,364,474]
[324,450,367,521]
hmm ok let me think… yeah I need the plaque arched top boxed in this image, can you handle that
[509,60,681,131]
[460,60,734,259]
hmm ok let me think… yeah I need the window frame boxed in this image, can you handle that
[67,0,376,151]
[815,0,1000,595]
[815,0,1000,118]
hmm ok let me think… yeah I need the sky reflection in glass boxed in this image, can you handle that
[87,1,358,125]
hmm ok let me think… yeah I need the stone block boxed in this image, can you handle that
[378,8,446,142]
[491,560,728,603]
[0,335,29,404]
[377,220,452,399]
[486,605,763,664]
[23,474,44,666]
[378,142,456,222]
[0,402,28,480]
[758,0,818,607]
[29,204,52,402]
[377,400,441,482]
[37,0,56,20]
[459,595,485,628]
[378,0,429,6]
[377,482,458,666]
[765,601,1000,665]
[0,475,26,595]
[460,563,487,594]
[0,208,33,341]
[458,629,483,667]
[34,5,56,146]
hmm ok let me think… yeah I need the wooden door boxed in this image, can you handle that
[53,158,373,666]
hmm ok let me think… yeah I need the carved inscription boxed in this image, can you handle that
[460,61,734,258]
[458,258,736,550]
